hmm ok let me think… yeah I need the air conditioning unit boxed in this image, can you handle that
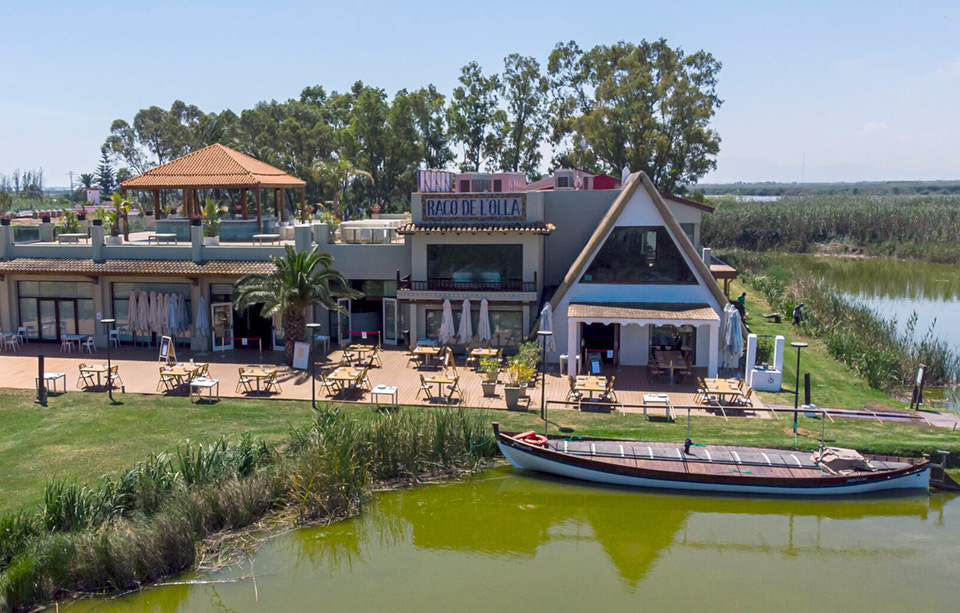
[471,173,492,193]
[555,169,574,190]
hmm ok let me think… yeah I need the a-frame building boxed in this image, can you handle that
[548,172,729,377]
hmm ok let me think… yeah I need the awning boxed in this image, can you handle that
[568,302,720,322]
[0,258,275,277]
[397,222,555,235]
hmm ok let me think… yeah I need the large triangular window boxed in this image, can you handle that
[580,226,696,285]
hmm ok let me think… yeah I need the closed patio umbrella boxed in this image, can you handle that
[477,298,492,343]
[195,295,209,336]
[438,299,455,345]
[148,291,158,333]
[137,291,149,332]
[178,293,191,332]
[127,291,138,331]
[162,294,171,333]
[720,304,744,369]
[538,303,555,352]
[457,298,473,343]
[168,293,179,333]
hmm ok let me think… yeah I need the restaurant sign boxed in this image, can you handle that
[422,193,526,221]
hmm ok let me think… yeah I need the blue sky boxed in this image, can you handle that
[3,0,959,187]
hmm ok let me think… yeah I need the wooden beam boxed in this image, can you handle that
[182,189,189,218]
[255,188,262,233]
[153,189,161,219]
[240,188,248,219]
[274,188,281,221]
[300,187,306,223]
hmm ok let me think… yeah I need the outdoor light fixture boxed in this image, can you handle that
[101,318,117,402]
[790,341,808,446]
[537,330,554,437]
[307,323,322,410]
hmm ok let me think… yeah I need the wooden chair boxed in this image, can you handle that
[417,374,433,400]
[197,363,210,378]
[157,367,177,391]
[236,367,253,393]
[446,375,463,404]
[77,363,95,388]
[339,350,355,367]
[465,348,478,369]
[566,375,581,402]
[265,371,282,394]
[368,345,383,367]
[108,365,123,390]
[737,386,755,407]
[356,366,371,390]
[319,369,338,396]
[600,376,618,404]
[406,345,420,368]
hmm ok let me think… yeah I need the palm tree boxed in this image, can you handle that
[233,245,361,364]
[311,158,374,220]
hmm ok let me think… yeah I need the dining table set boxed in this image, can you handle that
[324,365,368,397]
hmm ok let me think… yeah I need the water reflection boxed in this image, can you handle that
[61,468,959,612]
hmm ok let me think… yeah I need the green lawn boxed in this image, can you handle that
[731,278,908,411]
[2,387,958,514]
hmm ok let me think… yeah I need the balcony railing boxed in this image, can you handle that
[398,273,536,293]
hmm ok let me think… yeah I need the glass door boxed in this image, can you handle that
[39,300,58,341]
[211,302,234,351]
[382,298,399,345]
[336,298,352,345]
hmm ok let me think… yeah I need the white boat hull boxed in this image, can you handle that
[498,440,930,496]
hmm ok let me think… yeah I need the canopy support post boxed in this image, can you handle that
[153,189,161,219]
[274,188,281,221]
[300,187,306,223]
[240,188,248,219]
[255,187,262,233]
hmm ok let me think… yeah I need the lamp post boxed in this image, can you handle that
[790,341,808,446]
[102,318,116,402]
[307,322,321,410]
[537,330,553,437]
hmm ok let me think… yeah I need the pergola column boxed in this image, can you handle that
[182,189,189,218]
[567,319,579,376]
[240,188,248,219]
[300,187,306,223]
[707,324,719,377]
[153,190,161,219]
[274,188,281,221]
[255,187,262,233]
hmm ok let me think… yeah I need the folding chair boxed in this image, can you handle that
[265,371,282,394]
[319,369,339,396]
[108,365,123,390]
[417,374,433,400]
[236,367,254,393]
[600,376,619,404]
[566,375,581,402]
[446,375,463,404]
[157,367,177,391]
[77,363,95,388]
[339,350,356,367]
[406,345,420,368]
[368,346,383,367]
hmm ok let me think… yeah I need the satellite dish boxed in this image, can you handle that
[621,165,631,183]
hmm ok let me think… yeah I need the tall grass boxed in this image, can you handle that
[0,406,496,611]
[702,195,960,264]
[723,250,960,389]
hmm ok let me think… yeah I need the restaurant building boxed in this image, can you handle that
[0,145,734,373]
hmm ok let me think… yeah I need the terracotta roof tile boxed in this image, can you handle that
[397,222,555,235]
[0,258,276,277]
[568,302,720,321]
[121,144,306,190]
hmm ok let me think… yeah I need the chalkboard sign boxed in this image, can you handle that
[158,335,176,364]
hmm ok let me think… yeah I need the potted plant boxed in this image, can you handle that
[503,357,534,410]
[479,357,500,398]
[517,339,541,388]
[60,210,80,234]
[202,199,222,246]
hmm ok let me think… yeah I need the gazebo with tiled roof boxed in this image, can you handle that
[121,143,306,231]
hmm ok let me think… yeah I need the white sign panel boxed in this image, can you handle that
[292,342,310,370]
[422,194,526,221]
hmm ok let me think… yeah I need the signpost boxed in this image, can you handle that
[158,335,176,364]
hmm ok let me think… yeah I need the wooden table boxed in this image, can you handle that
[327,367,363,394]
[252,233,280,245]
[702,378,743,404]
[161,363,200,385]
[241,368,277,392]
[412,346,441,368]
[79,365,109,388]
[575,375,608,408]
[422,374,455,402]
[655,350,688,384]
[58,233,87,244]
[468,347,499,368]
[346,344,376,363]
[148,233,178,244]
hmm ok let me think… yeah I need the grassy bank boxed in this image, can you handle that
[721,250,960,390]
[701,194,960,264]
[2,390,959,610]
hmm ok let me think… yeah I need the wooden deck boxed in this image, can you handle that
[0,343,766,418]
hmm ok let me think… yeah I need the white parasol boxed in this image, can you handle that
[195,295,209,336]
[719,303,744,369]
[477,298,492,343]
[178,294,191,332]
[162,294,171,333]
[168,293,179,333]
[457,298,473,343]
[137,291,149,332]
[438,299,455,345]
[127,291,138,331]
[538,302,555,352]
[148,291,158,333]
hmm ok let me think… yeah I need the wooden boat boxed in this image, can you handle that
[493,423,935,496]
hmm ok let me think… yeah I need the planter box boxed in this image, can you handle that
[504,386,523,410]
[202,236,220,246]
[481,381,498,398]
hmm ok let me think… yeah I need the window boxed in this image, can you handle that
[493,179,502,192]
[459,180,471,192]
[556,176,570,188]
[581,226,696,285]
[427,244,523,287]
[680,223,696,246]
[18,281,96,339]
[650,324,697,358]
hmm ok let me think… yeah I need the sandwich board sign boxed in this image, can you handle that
[158,335,176,364]
[292,342,310,370]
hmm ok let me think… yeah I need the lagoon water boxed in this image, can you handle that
[62,467,960,612]
[781,255,960,352]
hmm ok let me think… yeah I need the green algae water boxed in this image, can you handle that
[60,467,960,612]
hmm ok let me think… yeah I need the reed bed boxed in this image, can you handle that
[702,195,960,264]
[722,250,960,390]
[0,406,496,611]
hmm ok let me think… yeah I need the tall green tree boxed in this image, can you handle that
[233,245,360,364]
[447,62,501,172]
[96,151,116,196]
[547,39,722,192]
[410,85,453,169]
[312,158,374,220]
[490,54,549,178]
[103,101,207,175]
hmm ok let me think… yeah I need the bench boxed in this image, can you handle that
[57,233,87,244]
[148,233,178,244]
[252,233,281,245]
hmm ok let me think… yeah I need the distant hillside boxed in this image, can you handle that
[697,180,960,197]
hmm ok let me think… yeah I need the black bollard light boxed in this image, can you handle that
[102,318,116,402]
[307,322,321,410]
